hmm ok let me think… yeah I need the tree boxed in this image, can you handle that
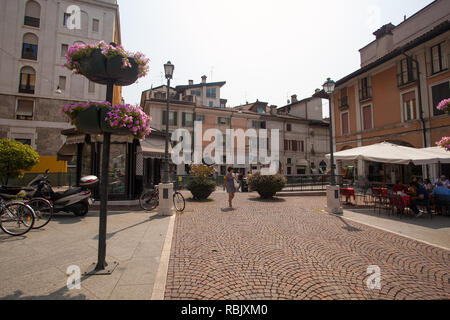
[0,139,39,185]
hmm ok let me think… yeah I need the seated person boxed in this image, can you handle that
[408,181,429,217]
[432,182,450,196]
[434,175,449,188]
[392,180,407,194]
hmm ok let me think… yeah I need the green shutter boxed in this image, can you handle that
[173,112,178,126]
[182,112,186,126]
[162,110,166,125]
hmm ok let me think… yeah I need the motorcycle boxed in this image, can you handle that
[27,170,99,217]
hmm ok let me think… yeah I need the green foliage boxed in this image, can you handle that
[0,139,39,185]
[190,164,214,179]
[247,172,287,199]
[187,179,216,200]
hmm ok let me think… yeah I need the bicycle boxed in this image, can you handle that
[139,184,185,212]
[25,198,53,229]
[0,196,35,236]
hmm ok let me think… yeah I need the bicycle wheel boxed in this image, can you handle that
[0,202,35,236]
[173,192,185,212]
[139,190,159,211]
[27,198,53,229]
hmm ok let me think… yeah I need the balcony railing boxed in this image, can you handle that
[397,73,417,87]
[359,87,372,101]
[24,16,40,28]
[19,85,35,94]
[339,96,349,110]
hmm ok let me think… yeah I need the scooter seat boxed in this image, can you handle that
[53,187,83,200]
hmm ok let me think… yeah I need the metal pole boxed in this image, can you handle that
[95,81,113,271]
[328,96,336,186]
[163,79,170,183]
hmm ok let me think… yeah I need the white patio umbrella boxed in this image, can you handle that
[326,142,450,165]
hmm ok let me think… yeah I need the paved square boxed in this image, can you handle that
[165,192,450,300]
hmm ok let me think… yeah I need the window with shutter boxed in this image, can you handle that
[16,99,34,120]
[362,105,372,130]
[292,141,298,152]
[341,112,349,135]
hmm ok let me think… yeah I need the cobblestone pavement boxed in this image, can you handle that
[165,192,450,300]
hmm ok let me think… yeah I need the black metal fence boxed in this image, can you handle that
[283,175,344,192]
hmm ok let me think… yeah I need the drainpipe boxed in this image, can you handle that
[402,52,427,148]
[403,52,429,178]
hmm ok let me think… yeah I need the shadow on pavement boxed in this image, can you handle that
[221,207,236,212]
[92,214,167,240]
[336,216,362,232]
[0,285,88,300]
[248,197,286,203]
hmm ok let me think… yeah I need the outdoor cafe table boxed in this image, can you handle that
[373,187,389,196]
[340,187,355,204]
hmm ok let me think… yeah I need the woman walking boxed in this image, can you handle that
[224,167,238,208]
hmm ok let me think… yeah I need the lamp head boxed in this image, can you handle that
[164,61,174,80]
[322,78,336,95]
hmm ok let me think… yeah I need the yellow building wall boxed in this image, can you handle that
[28,156,67,174]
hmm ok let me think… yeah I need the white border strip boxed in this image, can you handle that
[151,213,176,300]
[340,212,450,252]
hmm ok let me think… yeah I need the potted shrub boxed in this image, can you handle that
[247,172,287,199]
[60,102,151,139]
[186,165,216,200]
[64,41,149,86]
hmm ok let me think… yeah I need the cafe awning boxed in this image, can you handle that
[326,142,450,165]
[57,143,77,161]
[139,136,172,159]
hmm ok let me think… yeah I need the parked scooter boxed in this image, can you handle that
[27,170,98,217]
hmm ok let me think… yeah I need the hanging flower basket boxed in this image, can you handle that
[437,137,450,152]
[64,41,150,86]
[60,102,151,139]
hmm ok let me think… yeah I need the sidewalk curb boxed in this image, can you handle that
[151,213,176,300]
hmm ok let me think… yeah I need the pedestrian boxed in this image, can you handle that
[423,178,433,193]
[224,167,238,208]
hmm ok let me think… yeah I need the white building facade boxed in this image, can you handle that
[0,0,119,171]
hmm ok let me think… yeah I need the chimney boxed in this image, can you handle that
[373,23,395,61]
[291,94,298,103]
[189,80,193,85]
[201,75,207,84]
[270,105,277,115]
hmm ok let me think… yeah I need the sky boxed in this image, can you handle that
[117,0,434,118]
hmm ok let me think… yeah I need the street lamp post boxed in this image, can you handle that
[163,61,174,183]
[323,78,336,186]
[158,61,175,216]
[321,78,343,215]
